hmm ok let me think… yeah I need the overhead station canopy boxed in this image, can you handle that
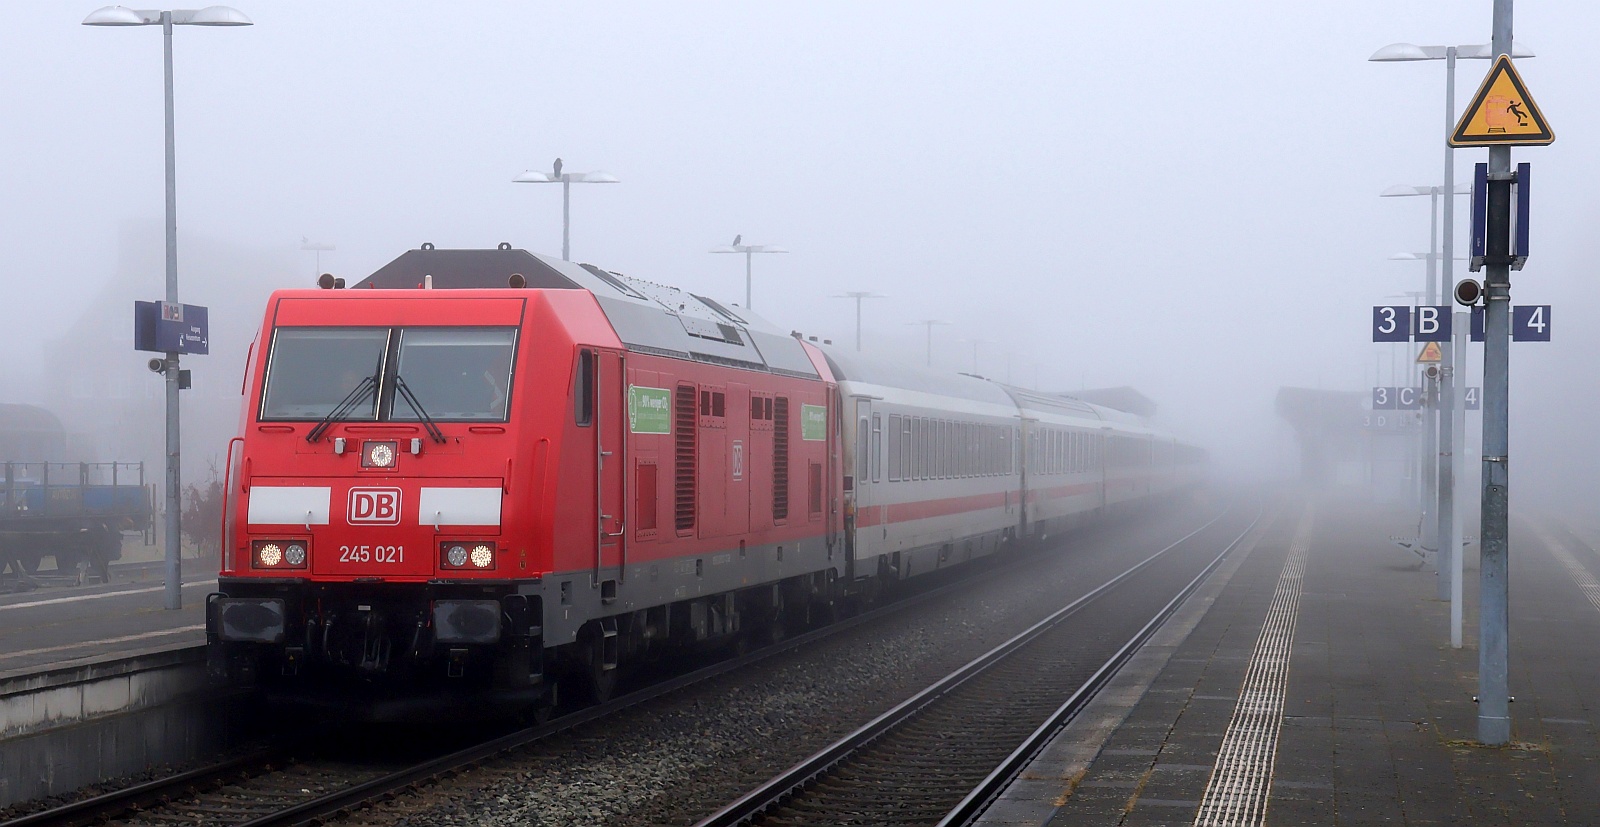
[351,246,819,379]
[1276,387,1369,482]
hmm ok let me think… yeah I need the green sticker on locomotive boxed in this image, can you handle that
[801,404,827,441]
[628,386,672,434]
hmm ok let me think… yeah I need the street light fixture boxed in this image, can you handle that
[300,237,335,278]
[832,291,885,351]
[84,4,252,611]
[513,158,619,261]
[907,320,949,367]
[709,236,788,310]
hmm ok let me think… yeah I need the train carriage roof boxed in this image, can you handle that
[353,246,819,379]
[818,345,1019,409]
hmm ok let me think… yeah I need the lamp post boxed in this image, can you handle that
[833,292,885,351]
[85,4,252,611]
[513,158,619,261]
[300,237,334,278]
[907,320,949,367]
[709,237,788,310]
[1381,185,1470,594]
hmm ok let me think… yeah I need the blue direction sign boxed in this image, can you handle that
[1470,305,1551,342]
[1372,387,1396,410]
[134,301,210,355]
[1372,306,1411,342]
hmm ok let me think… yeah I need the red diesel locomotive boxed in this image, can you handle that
[207,245,1200,710]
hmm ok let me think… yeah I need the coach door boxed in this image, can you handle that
[596,351,626,581]
[851,398,875,560]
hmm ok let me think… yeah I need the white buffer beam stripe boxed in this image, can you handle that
[419,487,502,527]
[247,486,331,526]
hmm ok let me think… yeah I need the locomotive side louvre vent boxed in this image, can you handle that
[674,384,697,531]
[773,396,790,521]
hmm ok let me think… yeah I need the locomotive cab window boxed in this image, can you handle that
[260,327,389,421]
[391,328,518,421]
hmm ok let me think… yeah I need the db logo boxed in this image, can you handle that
[348,488,402,525]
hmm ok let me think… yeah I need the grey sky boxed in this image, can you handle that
[0,2,1593,493]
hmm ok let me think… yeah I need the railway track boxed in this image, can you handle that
[4,508,1189,827]
[692,501,1264,827]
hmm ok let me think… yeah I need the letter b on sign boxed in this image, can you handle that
[1414,306,1451,342]
[349,488,402,525]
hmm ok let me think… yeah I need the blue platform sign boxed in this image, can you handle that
[1372,306,1411,342]
[1464,386,1481,411]
[134,301,210,355]
[1413,306,1451,342]
[1396,386,1422,411]
[1469,305,1550,342]
[1371,387,1396,410]
[1512,305,1551,341]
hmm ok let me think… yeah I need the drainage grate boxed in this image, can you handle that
[1192,508,1315,827]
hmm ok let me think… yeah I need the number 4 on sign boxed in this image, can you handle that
[1469,305,1552,342]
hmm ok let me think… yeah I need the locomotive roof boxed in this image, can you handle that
[353,246,819,380]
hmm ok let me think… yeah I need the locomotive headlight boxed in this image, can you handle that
[470,544,494,569]
[284,543,307,567]
[445,544,469,567]
[361,440,399,469]
[257,543,283,567]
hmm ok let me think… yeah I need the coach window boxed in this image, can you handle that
[260,327,389,421]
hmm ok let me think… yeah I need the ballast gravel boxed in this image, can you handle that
[342,498,1217,827]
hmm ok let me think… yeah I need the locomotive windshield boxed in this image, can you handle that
[391,328,517,421]
[260,328,388,420]
[259,326,517,423]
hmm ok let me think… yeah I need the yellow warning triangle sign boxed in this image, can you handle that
[1416,341,1443,363]
[1450,56,1553,146]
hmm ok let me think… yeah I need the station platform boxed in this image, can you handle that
[978,491,1600,825]
[0,547,211,677]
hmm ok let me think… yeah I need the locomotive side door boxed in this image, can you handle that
[725,383,750,535]
[596,350,626,577]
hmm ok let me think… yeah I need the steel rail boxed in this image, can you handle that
[692,502,1250,827]
[937,500,1265,826]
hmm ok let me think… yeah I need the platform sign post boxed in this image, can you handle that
[1450,312,1469,648]
[1454,0,1553,746]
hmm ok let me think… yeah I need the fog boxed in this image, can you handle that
[1,2,1595,510]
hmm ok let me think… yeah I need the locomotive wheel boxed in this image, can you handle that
[578,626,618,704]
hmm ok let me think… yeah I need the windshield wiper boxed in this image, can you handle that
[306,376,376,443]
[393,375,447,444]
